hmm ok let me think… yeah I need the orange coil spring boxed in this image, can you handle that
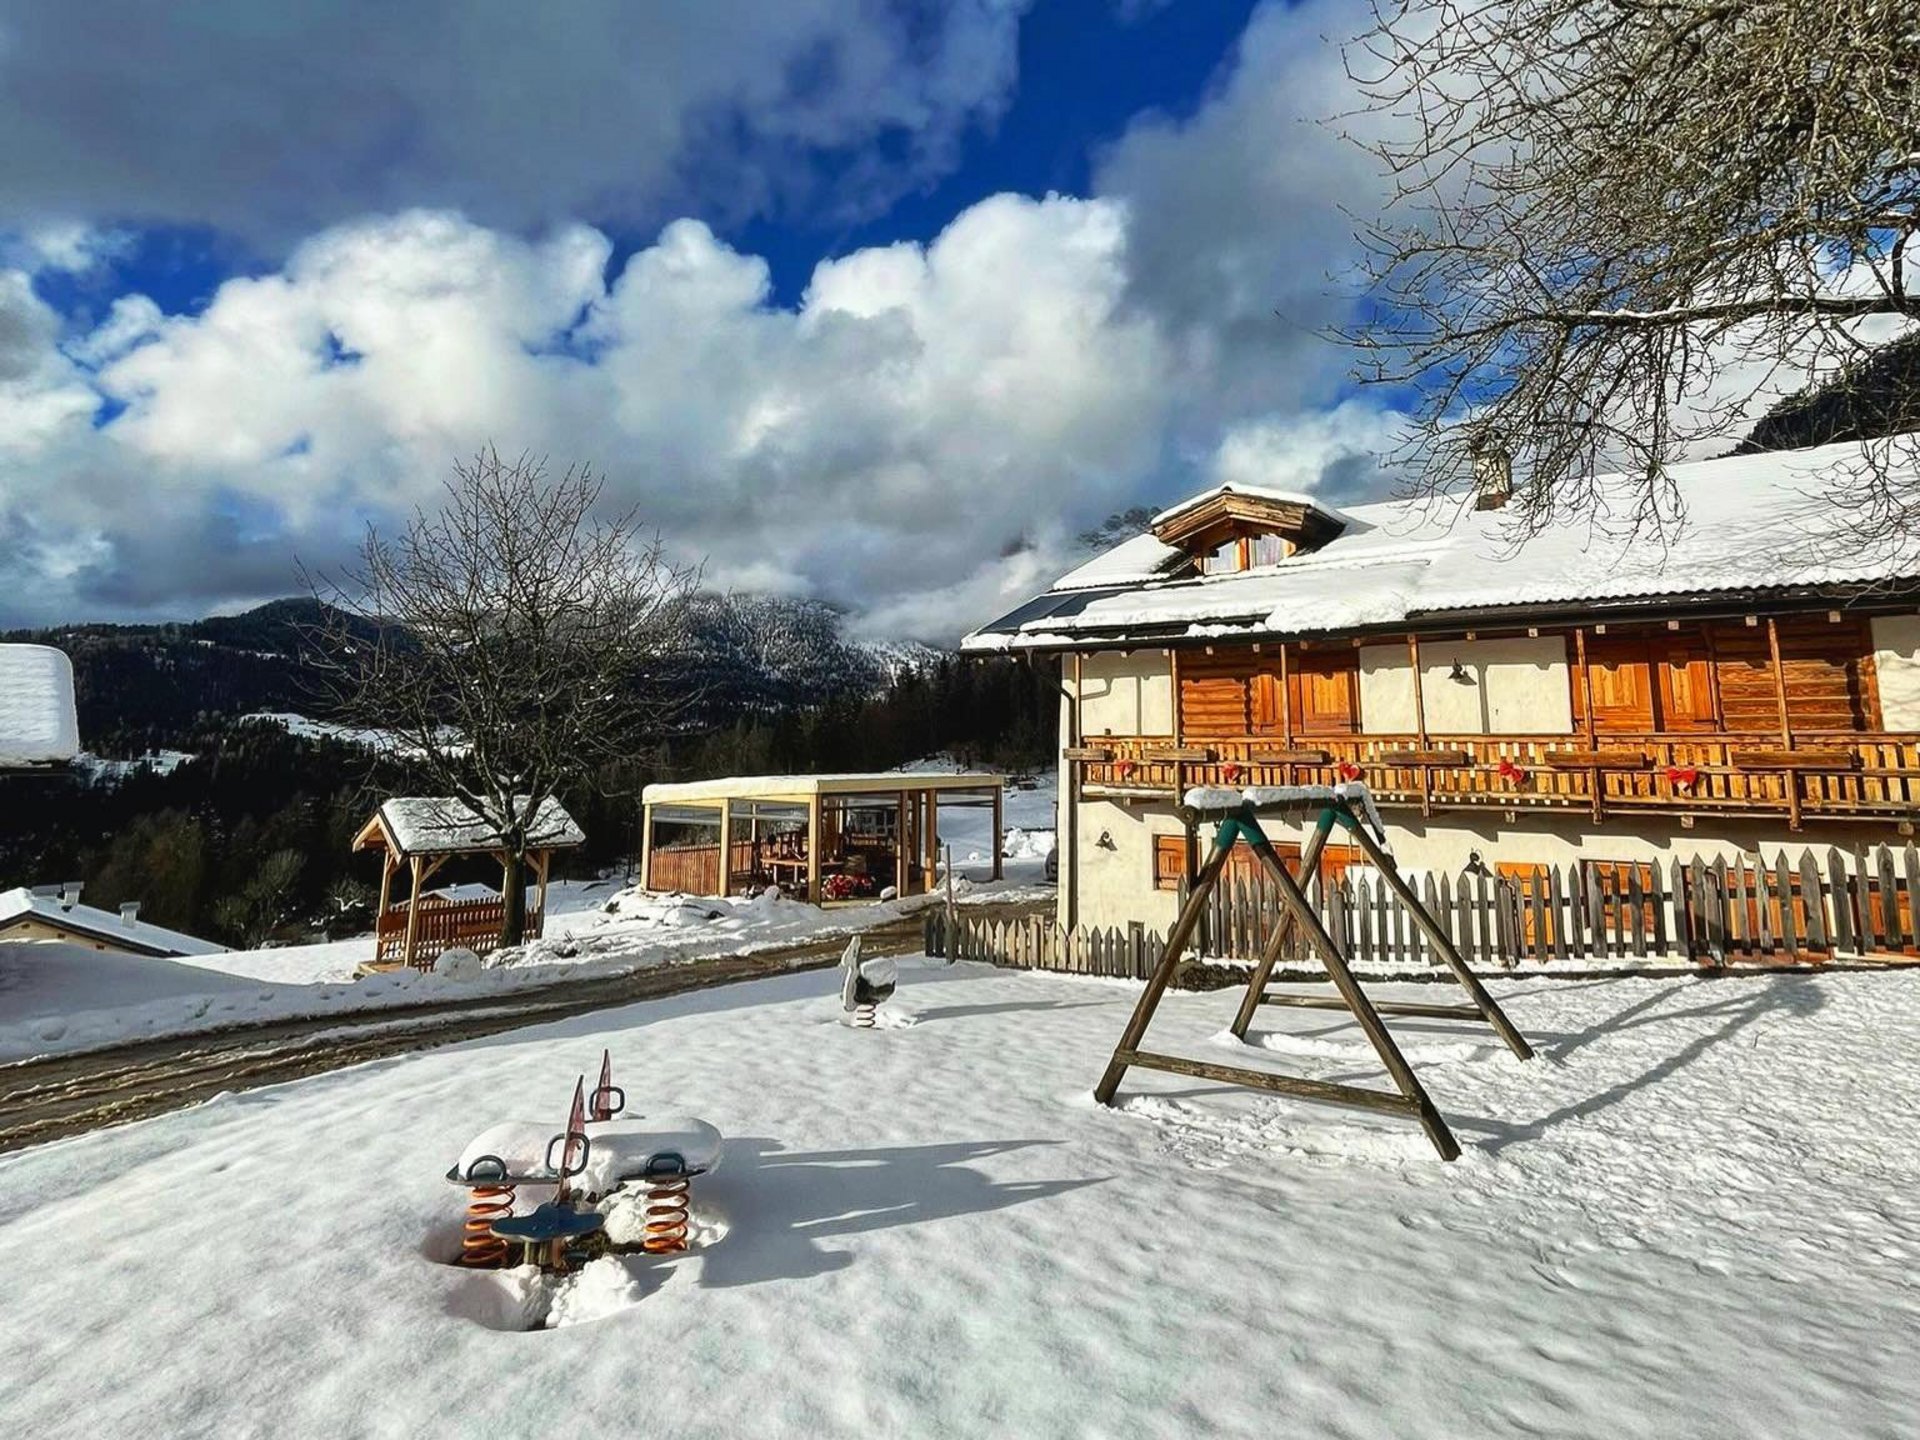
[855,1001,876,1029]
[460,1183,516,1268]
[641,1176,691,1253]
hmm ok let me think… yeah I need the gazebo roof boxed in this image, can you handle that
[642,772,1003,806]
[354,795,585,859]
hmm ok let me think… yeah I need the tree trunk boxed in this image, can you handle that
[500,845,529,947]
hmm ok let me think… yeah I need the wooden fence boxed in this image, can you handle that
[924,844,1920,975]
[375,897,547,967]
[1183,844,1920,968]
[923,910,1164,980]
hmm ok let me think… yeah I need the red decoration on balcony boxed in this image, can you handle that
[1665,765,1700,794]
[1336,760,1363,782]
[1221,761,1243,783]
[1114,758,1137,780]
[1497,757,1531,784]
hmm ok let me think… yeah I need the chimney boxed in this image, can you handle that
[120,901,141,927]
[1471,431,1513,511]
[59,882,84,912]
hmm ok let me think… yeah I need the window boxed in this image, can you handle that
[1202,540,1241,575]
[1153,834,1361,891]
[1178,647,1362,739]
[1248,532,1291,568]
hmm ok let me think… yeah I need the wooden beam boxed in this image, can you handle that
[1258,995,1487,1021]
[1278,642,1293,750]
[717,798,734,899]
[896,789,911,898]
[639,801,654,891]
[1767,616,1801,831]
[1766,616,1793,749]
[1408,633,1431,817]
[1574,626,1602,822]
[1115,1050,1421,1117]
[402,855,424,969]
[806,793,823,904]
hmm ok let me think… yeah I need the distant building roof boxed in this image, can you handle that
[643,772,1004,805]
[0,645,80,769]
[963,438,1920,651]
[0,886,226,958]
[355,795,586,858]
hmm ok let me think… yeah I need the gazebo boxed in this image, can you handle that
[352,796,585,969]
[640,772,1004,904]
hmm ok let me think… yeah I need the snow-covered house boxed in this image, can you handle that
[963,438,1920,937]
[0,884,225,959]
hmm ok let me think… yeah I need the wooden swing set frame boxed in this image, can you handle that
[1093,785,1534,1160]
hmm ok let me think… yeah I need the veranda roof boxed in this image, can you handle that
[643,772,1003,806]
[354,795,585,858]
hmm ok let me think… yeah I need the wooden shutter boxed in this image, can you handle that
[1250,671,1284,734]
[1653,637,1717,731]
[1152,834,1188,891]
[1288,650,1360,735]
[1575,637,1655,732]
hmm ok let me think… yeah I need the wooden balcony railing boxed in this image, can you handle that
[1070,732,1920,827]
[375,896,546,968]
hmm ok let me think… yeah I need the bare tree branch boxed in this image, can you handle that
[1340,0,1920,535]
[304,448,701,945]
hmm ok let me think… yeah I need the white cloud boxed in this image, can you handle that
[0,2,1444,638]
[0,198,1175,632]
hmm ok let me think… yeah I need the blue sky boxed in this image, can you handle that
[0,0,1405,636]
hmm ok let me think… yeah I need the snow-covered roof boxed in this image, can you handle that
[363,795,586,857]
[1150,483,1353,529]
[0,887,226,957]
[0,644,80,769]
[644,772,1004,805]
[964,439,1920,650]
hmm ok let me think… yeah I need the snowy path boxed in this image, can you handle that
[0,899,1048,1153]
[1,963,1916,1437]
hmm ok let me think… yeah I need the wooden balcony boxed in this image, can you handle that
[1072,732,1920,828]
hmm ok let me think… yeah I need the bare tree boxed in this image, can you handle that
[311,450,699,946]
[1342,0,1920,534]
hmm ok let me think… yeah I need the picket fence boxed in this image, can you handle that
[924,844,1920,974]
[923,909,1164,980]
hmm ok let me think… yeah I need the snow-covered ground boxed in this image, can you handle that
[1,961,1915,1436]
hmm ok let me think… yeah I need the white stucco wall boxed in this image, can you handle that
[1077,650,1174,737]
[1072,796,1183,931]
[1358,637,1573,735]
[1871,613,1920,729]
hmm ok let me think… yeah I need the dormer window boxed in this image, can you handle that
[1202,532,1296,574]
[1151,484,1347,575]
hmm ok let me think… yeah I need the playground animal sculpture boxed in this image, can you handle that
[840,936,898,1028]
